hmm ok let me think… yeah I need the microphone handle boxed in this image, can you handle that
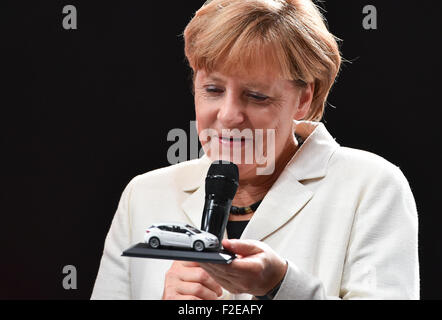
[201,197,232,243]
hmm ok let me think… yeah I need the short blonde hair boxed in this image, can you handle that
[183,0,342,121]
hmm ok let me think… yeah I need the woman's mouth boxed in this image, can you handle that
[218,136,248,146]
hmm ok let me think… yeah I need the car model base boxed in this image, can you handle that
[122,242,236,264]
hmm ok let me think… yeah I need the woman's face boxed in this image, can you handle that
[194,68,312,180]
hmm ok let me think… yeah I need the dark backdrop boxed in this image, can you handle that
[1,0,441,299]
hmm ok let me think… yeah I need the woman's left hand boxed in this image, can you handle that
[199,239,288,296]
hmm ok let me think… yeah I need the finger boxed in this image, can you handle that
[180,267,223,297]
[199,266,244,294]
[198,263,235,280]
[163,287,203,300]
[200,262,247,282]
[199,263,242,284]
[202,269,240,292]
[223,239,263,257]
[176,281,220,300]
[178,261,201,268]
[198,263,224,279]
[173,295,202,300]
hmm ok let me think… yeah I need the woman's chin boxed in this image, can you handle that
[206,153,256,173]
[236,163,260,180]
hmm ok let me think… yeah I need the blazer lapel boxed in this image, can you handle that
[181,177,313,241]
[181,185,206,229]
[180,156,212,228]
[180,121,339,240]
[241,121,339,241]
[241,169,313,241]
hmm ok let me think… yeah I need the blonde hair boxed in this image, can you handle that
[183,0,342,121]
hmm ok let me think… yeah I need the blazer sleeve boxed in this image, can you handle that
[90,176,138,300]
[274,165,419,300]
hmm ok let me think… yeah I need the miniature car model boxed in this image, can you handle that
[144,223,219,252]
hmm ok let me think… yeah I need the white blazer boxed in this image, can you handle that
[91,121,419,300]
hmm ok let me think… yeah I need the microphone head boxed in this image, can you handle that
[205,161,239,200]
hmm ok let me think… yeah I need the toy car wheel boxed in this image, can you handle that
[193,240,205,252]
[149,237,160,249]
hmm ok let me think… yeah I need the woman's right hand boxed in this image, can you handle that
[162,261,223,300]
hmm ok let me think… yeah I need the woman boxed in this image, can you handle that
[91,0,419,300]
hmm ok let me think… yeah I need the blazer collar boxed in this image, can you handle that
[287,120,340,181]
[180,155,212,192]
[180,121,340,238]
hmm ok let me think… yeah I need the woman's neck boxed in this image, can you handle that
[232,137,298,208]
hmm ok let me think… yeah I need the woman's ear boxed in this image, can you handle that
[294,82,315,120]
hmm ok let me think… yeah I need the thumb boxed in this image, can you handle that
[173,260,200,268]
[223,239,263,257]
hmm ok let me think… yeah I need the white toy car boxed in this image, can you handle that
[144,223,219,252]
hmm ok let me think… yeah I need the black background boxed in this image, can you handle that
[1,0,441,299]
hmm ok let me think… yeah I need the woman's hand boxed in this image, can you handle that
[162,260,223,300]
[199,239,288,296]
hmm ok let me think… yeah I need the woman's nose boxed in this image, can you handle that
[217,95,245,128]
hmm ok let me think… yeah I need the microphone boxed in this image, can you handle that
[201,161,239,245]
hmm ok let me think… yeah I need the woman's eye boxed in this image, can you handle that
[248,93,269,102]
[203,87,269,103]
[205,87,223,94]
